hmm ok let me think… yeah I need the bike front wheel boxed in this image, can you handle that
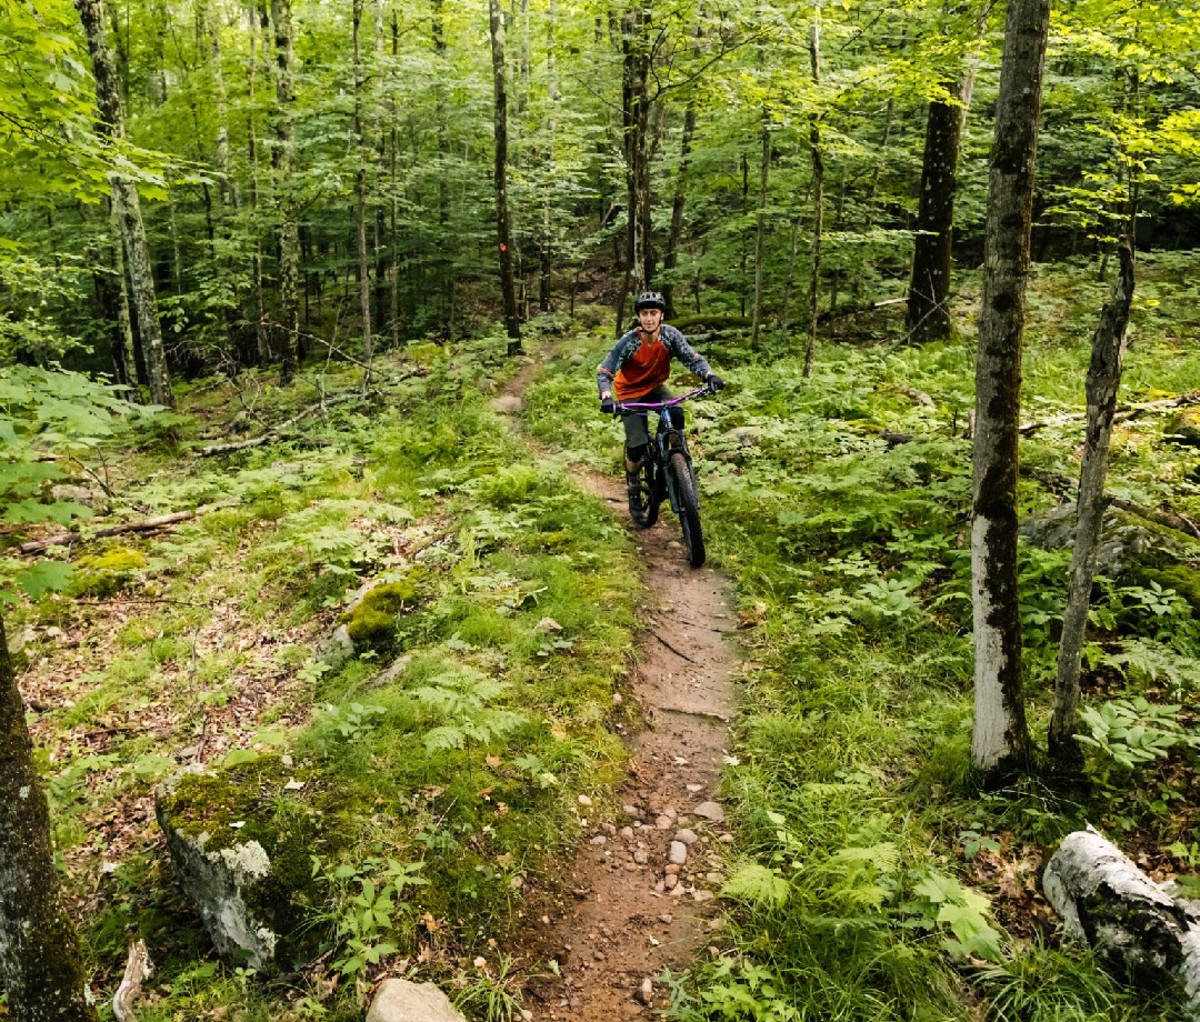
[668,451,705,567]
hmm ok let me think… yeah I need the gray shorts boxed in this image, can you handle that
[620,384,675,450]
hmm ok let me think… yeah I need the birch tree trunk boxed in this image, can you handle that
[802,3,824,379]
[970,0,1050,778]
[1048,246,1135,772]
[271,0,301,383]
[76,0,174,409]
[353,0,373,389]
[488,0,522,354]
[0,612,99,1022]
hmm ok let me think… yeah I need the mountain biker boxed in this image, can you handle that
[596,291,725,515]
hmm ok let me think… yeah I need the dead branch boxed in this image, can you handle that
[1027,469,1200,541]
[112,939,153,1022]
[17,504,231,555]
[1020,390,1200,435]
[199,392,358,456]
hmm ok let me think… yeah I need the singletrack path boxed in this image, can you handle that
[492,352,740,1019]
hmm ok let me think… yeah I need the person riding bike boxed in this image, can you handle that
[596,291,725,516]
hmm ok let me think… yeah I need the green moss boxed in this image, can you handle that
[1141,564,1200,613]
[341,577,427,651]
[68,545,148,598]
[158,757,346,970]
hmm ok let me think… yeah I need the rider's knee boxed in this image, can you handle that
[626,443,647,464]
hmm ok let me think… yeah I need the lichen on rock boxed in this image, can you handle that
[155,757,331,971]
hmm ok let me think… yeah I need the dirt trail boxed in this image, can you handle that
[492,355,740,1019]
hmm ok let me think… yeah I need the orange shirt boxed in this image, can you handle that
[613,330,671,400]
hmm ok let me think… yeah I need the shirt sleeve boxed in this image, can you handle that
[596,332,635,395]
[664,326,712,381]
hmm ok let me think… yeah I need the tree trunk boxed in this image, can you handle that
[0,612,99,1022]
[248,3,270,364]
[663,100,696,321]
[76,0,174,408]
[803,4,823,379]
[905,79,970,344]
[388,9,401,348]
[1044,828,1200,1009]
[271,0,301,383]
[108,200,142,398]
[970,0,1050,779]
[752,115,770,347]
[353,0,373,389]
[539,0,560,314]
[621,4,653,293]
[488,0,521,353]
[1048,247,1135,772]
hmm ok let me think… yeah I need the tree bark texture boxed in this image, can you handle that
[0,613,99,1022]
[106,200,141,397]
[1044,829,1200,1011]
[488,0,522,352]
[353,0,374,388]
[271,0,301,383]
[76,0,174,409]
[970,0,1050,777]
[248,3,270,364]
[1048,247,1135,771]
[906,82,969,344]
[803,4,823,379]
[621,4,654,293]
[663,101,696,321]
[752,116,770,347]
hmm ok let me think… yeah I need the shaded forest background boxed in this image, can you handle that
[5,0,1200,387]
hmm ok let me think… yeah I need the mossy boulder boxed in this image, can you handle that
[1164,407,1200,448]
[155,757,335,971]
[341,576,424,652]
[67,546,147,598]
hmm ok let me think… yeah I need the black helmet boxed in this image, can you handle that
[635,290,666,312]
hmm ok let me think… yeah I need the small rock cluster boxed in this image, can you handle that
[586,799,730,904]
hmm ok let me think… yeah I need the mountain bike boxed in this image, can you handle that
[615,385,713,568]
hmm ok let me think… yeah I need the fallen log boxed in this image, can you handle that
[1044,829,1200,1016]
[1025,468,1200,542]
[18,508,206,555]
[1020,391,1200,436]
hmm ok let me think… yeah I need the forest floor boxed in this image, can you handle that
[491,353,741,1019]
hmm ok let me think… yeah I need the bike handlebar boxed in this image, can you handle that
[614,385,711,413]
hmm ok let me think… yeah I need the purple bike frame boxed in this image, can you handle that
[614,385,709,413]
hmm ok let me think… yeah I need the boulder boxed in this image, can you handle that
[366,979,466,1022]
[1165,408,1200,448]
[1043,828,1200,1015]
[156,760,326,971]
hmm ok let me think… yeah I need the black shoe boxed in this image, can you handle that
[626,471,644,518]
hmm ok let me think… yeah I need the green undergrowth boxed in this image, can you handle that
[526,257,1200,1020]
[7,331,640,1019]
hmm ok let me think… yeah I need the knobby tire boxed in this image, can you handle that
[668,451,705,567]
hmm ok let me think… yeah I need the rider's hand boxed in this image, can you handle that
[705,373,725,393]
[600,395,616,415]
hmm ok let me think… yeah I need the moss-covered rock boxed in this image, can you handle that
[1165,407,1200,448]
[155,758,335,971]
[67,546,147,598]
[340,576,424,652]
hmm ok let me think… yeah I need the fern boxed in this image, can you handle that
[721,862,792,909]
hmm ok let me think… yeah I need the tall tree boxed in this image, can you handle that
[0,610,99,1022]
[1048,246,1135,772]
[620,3,654,293]
[802,0,824,379]
[75,0,174,408]
[970,0,1051,778]
[353,0,374,388]
[489,0,522,353]
[270,0,301,383]
[905,77,972,343]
